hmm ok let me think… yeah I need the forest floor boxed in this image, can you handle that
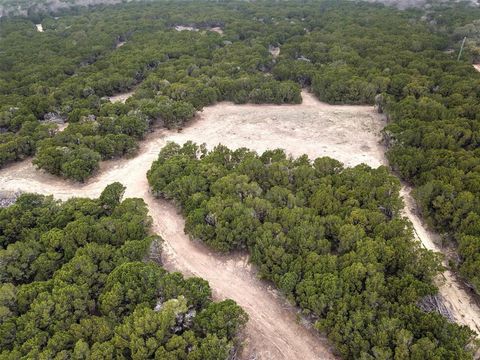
[1,90,479,358]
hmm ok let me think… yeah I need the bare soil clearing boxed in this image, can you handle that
[400,186,480,333]
[167,91,386,168]
[57,123,68,132]
[1,90,480,357]
[107,90,135,103]
[209,26,223,34]
[174,25,199,32]
[174,25,223,34]
[269,46,280,58]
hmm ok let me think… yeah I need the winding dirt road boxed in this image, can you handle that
[1,91,479,358]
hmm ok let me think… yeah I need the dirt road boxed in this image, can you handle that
[401,187,480,333]
[1,90,479,357]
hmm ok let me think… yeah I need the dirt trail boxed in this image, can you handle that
[1,90,480,357]
[400,187,480,333]
[151,198,335,359]
[0,145,336,359]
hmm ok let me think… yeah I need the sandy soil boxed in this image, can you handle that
[174,25,223,34]
[35,24,44,32]
[269,46,280,58]
[107,90,135,103]
[57,123,68,132]
[1,90,479,357]
[152,199,336,359]
[400,186,480,333]
[209,26,223,34]
[168,91,386,168]
[175,25,199,32]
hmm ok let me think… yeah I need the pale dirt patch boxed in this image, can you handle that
[57,123,68,132]
[269,46,280,58]
[474,64,480,72]
[174,25,223,34]
[168,91,386,168]
[107,90,135,103]
[152,199,337,360]
[1,90,480,356]
[209,26,223,34]
[116,41,126,48]
[175,25,198,32]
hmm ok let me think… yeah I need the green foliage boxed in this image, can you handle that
[148,142,475,359]
[99,182,125,214]
[0,184,247,359]
[0,1,304,179]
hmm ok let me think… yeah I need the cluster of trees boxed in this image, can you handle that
[0,1,304,180]
[3,0,480,357]
[147,142,475,359]
[0,183,247,359]
[376,4,480,290]
[262,0,480,294]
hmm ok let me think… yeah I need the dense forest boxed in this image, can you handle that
[3,0,480,358]
[0,183,247,359]
[0,0,302,181]
[147,142,475,359]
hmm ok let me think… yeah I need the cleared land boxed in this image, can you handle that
[0,90,479,358]
[168,91,386,168]
[107,90,135,103]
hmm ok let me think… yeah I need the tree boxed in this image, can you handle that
[0,186,247,358]
[99,182,126,214]
[148,142,476,358]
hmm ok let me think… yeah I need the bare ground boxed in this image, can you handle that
[400,186,480,333]
[168,91,386,168]
[107,90,135,103]
[174,25,223,34]
[209,27,223,35]
[269,46,280,58]
[1,90,480,358]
